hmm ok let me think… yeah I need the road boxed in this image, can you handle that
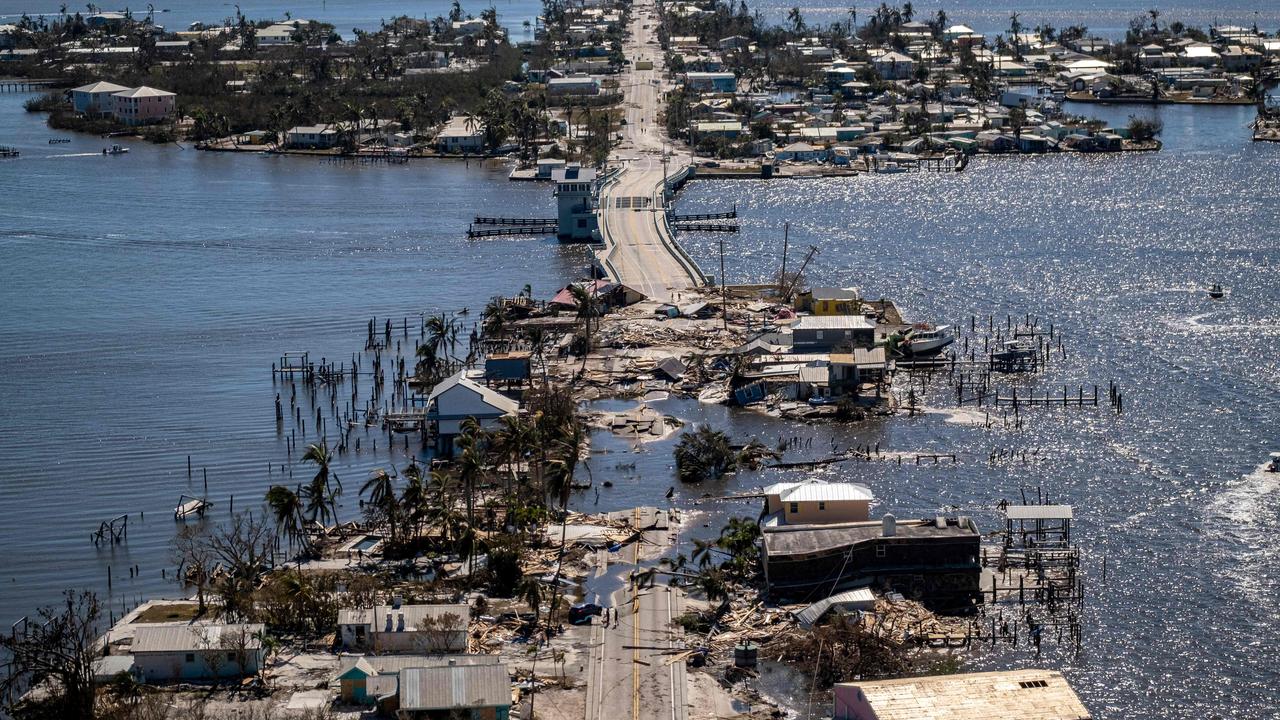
[595,0,704,303]
[583,526,688,720]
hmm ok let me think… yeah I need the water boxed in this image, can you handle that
[665,102,1280,716]
[0,0,543,40]
[0,90,590,625]
[1,56,1279,720]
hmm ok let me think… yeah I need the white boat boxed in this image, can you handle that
[906,323,954,355]
[174,494,210,520]
[103,144,129,155]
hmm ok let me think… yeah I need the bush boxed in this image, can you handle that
[1127,116,1163,142]
[23,92,66,113]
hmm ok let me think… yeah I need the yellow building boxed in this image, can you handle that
[795,286,862,315]
[763,479,872,525]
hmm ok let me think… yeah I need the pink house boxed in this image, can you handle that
[111,86,176,126]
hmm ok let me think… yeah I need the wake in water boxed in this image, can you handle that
[1204,462,1280,610]
[44,152,112,159]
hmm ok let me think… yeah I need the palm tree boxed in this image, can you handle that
[568,283,599,369]
[300,442,341,525]
[691,537,718,569]
[400,462,428,540]
[361,468,399,546]
[265,484,306,551]
[518,577,544,623]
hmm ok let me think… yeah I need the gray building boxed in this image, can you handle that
[131,623,265,682]
[791,315,876,351]
[553,166,598,242]
[399,660,512,720]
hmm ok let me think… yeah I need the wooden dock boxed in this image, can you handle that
[473,216,557,226]
[672,222,739,232]
[0,79,57,92]
[467,224,558,238]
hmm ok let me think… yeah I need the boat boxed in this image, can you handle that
[0,145,19,158]
[1208,283,1225,299]
[1268,452,1280,473]
[174,494,211,520]
[103,144,129,155]
[905,323,955,355]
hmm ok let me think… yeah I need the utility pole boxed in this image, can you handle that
[719,234,727,331]
[779,222,789,298]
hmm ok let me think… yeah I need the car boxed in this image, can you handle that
[568,603,604,625]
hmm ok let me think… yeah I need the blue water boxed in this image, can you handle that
[1,11,1279,717]
[0,0,544,40]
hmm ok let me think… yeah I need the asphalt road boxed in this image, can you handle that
[595,0,703,303]
[583,527,688,720]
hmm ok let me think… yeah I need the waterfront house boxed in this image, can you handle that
[398,661,512,720]
[761,513,982,603]
[436,115,486,153]
[763,480,872,526]
[832,669,1091,719]
[110,86,176,126]
[685,71,737,93]
[424,372,519,454]
[774,142,826,162]
[131,623,265,682]
[791,315,876,351]
[71,80,130,118]
[338,603,470,654]
[829,348,890,393]
[287,124,339,149]
[553,165,598,241]
[794,287,860,315]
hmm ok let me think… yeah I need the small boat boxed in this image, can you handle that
[905,323,955,355]
[103,144,129,155]
[1208,283,1225,299]
[1268,452,1280,473]
[174,494,211,520]
[0,145,19,158]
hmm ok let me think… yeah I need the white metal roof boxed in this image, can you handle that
[426,371,519,415]
[1004,504,1073,520]
[793,314,876,330]
[400,662,511,710]
[71,80,130,94]
[131,623,263,653]
[765,480,873,503]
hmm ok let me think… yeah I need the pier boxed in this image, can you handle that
[466,224,558,238]
[0,79,57,92]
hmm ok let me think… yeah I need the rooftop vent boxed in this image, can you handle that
[882,513,896,537]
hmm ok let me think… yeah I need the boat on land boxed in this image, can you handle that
[905,323,954,355]
[1267,452,1280,473]
[1208,283,1225,299]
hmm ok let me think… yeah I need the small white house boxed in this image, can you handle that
[131,623,265,682]
[338,603,470,654]
[287,124,339,148]
[435,115,486,153]
[775,141,826,162]
[425,371,519,453]
[256,23,297,45]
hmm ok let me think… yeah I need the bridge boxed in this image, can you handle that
[593,0,706,302]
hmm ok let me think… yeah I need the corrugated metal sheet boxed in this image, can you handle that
[401,663,511,710]
[131,623,263,653]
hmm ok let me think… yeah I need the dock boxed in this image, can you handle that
[467,224,558,238]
